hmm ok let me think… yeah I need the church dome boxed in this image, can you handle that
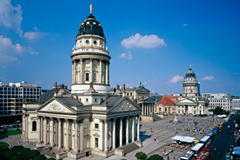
[77,13,104,38]
[185,64,196,77]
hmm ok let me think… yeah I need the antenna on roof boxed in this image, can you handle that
[189,63,191,70]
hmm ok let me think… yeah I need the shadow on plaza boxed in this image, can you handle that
[140,131,151,142]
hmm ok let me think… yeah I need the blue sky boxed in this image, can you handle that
[0,0,240,95]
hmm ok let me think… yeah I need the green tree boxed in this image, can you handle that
[237,118,240,126]
[11,145,24,154]
[147,154,164,160]
[35,154,47,160]
[46,158,56,160]
[135,151,148,160]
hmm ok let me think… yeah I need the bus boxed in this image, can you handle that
[199,136,211,147]
[195,148,211,160]
[232,150,240,160]
[191,143,204,156]
[179,151,195,160]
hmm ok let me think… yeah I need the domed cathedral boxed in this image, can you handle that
[182,64,200,98]
[71,4,110,94]
[176,64,208,116]
[22,5,141,159]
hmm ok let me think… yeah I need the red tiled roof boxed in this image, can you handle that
[158,95,176,106]
[168,95,179,99]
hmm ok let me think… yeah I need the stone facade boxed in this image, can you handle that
[22,6,141,159]
[176,65,208,115]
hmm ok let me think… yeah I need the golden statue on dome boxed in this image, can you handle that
[90,4,93,14]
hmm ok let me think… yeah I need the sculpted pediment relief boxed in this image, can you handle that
[178,99,196,104]
[39,100,73,113]
[110,100,138,112]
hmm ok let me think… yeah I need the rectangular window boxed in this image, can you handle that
[95,138,98,147]
[95,123,99,129]
[86,73,89,81]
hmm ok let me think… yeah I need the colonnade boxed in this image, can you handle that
[72,58,109,85]
[97,115,140,152]
[140,103,155,115]
[37,116,85,153]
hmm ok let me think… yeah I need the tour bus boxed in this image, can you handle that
[191,143,205,156]
[232,150,240,160]
[179,151,195,160]
[195,148,211,160]
[199,136,211,147]
[206,131,215,139]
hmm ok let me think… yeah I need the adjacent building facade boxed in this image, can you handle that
[232,98,240,111]
[22,6,141,159]
[203,93,231,111]
[111,83,158,117]
[0,81,41,115]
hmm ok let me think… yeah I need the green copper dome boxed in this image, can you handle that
[185,64,196,77]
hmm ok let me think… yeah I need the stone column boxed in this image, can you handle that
[104,120,108,152]
[81,59,84,83]
[66,119,69,150]
[141,104,143,115]
[74,120,79,153]
[144,104,147,115]
[25,114,28,142]
[132,116,135,142]
[41,117,44,143]
[119,118,123,147]
[58,118,62,149]
[72,60,76,84]
[90,58,93,82]
[126,117,129,144]
[80,120,83,152]
[37,116,41,143]
[99,59,102,83]
[112,119,116,150]
[44,118,47,145]
[137,116,140,141]
[79,59,82,83]
[22,115,25,140]
[106,62,109,85]
[50,118,54,146]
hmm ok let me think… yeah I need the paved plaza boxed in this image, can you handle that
[77,115,224,160]
[0,115,224,160]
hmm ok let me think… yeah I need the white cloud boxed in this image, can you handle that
[121,33,166,49]
[0,35,24,54]
[170,75,183,83]
[0,35,38,63]
[201,76,214,81]
[120,51,132,60]
[183,23,187,27]
[24,27,46,40]
[0,0,23,36]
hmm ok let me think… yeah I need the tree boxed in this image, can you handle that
[35,154,47,160]
[237,118,240,126]
[46,158,56,160]
[147,154,164,160]
[135,151,148,160]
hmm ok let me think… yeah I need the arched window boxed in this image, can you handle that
[32,121,37,131]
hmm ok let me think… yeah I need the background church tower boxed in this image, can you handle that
[71,4,111,93]
[183,64,200,97]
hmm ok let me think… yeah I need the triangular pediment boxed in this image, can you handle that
[109,98,140,113]
[136,87,149,93]
[177,98,197,105]
[38,99,75,113]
